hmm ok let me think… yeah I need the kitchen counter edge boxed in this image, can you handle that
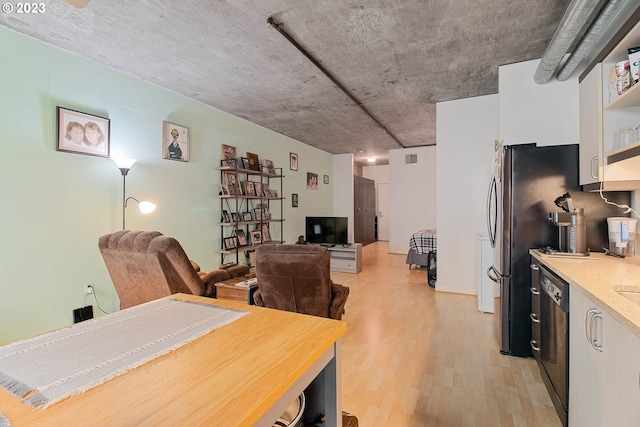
[530,249,640,337]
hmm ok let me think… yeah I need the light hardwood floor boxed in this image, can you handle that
[331,241,562,427]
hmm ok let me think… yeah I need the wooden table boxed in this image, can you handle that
[0,294,346,426]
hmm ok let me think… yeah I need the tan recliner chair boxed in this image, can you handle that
[253,244,349,320]
[99,230,249,309]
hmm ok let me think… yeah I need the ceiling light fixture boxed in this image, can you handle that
[267,16,405,150]
[367,157,376,163]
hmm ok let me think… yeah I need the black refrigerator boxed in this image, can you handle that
[486,143,629,357]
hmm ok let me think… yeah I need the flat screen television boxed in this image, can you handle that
[305,216,348,245]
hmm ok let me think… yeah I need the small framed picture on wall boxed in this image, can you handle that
[162,121,189,162]
[56,107,110,158]
[290,152,298,171]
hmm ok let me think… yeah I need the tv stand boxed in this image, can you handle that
[327,243,362,274]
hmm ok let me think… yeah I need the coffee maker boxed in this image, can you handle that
[547,192,589,255]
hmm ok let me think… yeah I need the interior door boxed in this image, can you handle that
[377,183,389,241]
[353,176,376,245]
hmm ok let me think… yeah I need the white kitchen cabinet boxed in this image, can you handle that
[579,64,603,186]
[569,287,640,426]
[578,18,640,190]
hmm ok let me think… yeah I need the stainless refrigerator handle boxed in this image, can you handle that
[591,156,599,179]
[486,175,497,248]
[486,266,499,283]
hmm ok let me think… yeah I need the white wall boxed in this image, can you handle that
[333,154,355,243]
[499,59,579,146]
[363,165,389,184]
[388,147,436,254]
[436,94,499,294]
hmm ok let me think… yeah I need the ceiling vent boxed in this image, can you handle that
[406,154,418,164]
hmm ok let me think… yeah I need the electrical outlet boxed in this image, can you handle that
[84,283,94,295]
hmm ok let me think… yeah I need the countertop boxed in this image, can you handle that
[530,250,640,337]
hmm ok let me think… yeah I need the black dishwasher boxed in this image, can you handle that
[532,262,569,427]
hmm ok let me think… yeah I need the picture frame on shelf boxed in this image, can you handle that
[254,182,263,197]
[56,107,110,158]
[221,210,231,223]
[240,157,251,170]
[235,230,248,246]
[292,193,298,207]
[223,171,242,195]
[244,180,255,196]
[257,204,271,219]
[246,152,260,171]
[162,121,189,162]
[263,183,273,198]
[231,212,241,222]
[224,237,237,250]
[265,159,276,174]
[254,208,264,221]
[251,230,262,245]
[220,183,230,196]
[290,152,298,171]
[243,211,253,221]
[261,165,270,174]
[261,223,271,242]
[221,144,237,167]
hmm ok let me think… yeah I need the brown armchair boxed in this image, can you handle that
[253,244,349,320]
[98,230,249,309]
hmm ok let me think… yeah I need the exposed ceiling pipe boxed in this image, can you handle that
[557,0,629,81]
[267,16,406,149]
[534,0,603,84]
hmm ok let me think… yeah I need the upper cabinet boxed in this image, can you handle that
[579,18,640,190]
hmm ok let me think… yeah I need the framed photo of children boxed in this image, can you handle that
[162,121,189,162]
[56,107,110,158]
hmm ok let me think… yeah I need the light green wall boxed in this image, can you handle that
[0,26,334,345]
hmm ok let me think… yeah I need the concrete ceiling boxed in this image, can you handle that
[0,0,573,165]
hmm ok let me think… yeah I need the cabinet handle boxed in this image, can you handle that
[530,287,540,295]
[590,312,603,352]
[530,340,540,352]
[530,264,539,271]
[585,308,598,344]
[530,313,540,323]
[590,156,599,179]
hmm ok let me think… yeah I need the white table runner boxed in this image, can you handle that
[0,298,247,408]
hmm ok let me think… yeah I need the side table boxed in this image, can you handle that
[214,277,258,305]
